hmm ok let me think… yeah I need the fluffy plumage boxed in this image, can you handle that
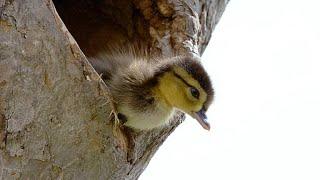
[88,48,214,130]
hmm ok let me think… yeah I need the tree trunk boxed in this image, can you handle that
[0,0,228,179]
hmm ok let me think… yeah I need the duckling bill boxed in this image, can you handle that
[89,50,214,130]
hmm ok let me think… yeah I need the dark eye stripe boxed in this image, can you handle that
[173,72,200,99]
[173,72,193,88]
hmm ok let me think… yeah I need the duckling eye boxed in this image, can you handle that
[190,87,200,99]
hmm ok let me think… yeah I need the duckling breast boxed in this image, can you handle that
[122,100,174,130]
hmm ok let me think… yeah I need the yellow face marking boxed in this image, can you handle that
[155,67,208,115]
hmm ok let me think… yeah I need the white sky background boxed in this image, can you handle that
[140,0,320,179]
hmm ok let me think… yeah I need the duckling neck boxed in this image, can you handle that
[155,71,180,108]
[122,72,175,130]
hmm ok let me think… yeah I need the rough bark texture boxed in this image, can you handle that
[0,0,228,179]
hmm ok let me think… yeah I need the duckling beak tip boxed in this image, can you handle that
[192,109,210,131]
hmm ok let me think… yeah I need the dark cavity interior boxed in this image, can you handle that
[52,0,151,58]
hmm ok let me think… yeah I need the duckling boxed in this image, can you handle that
[89,48,214,130]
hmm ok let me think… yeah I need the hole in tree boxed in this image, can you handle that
[52,0,151,58]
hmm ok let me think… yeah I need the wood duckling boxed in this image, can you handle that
[89,50,214,130]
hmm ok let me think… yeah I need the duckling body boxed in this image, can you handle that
[89,49,213,130]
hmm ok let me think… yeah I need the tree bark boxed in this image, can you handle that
[0,0,228,179]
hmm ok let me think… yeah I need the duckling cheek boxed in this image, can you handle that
[191,101,204,112]
[177,101,196,114]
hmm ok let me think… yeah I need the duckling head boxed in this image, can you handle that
[156,56,214,130]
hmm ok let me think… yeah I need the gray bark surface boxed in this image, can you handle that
[0,0,228,179]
